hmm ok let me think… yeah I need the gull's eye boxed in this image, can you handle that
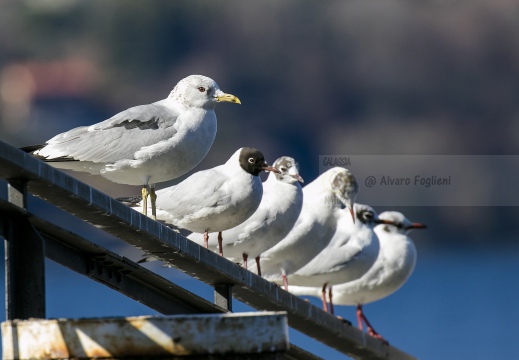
[248,157,255,164]
[280,167,287,172]
[198,86,206,93]
[362,211,374,221]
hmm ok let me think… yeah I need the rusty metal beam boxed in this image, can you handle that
[2,313,290,358]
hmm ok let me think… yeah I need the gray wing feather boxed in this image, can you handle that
[92,103,179,130]
[42,103,180,163]
[156,167,230,216]
[295,245,363,277]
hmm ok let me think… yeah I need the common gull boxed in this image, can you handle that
[24,74,240,219]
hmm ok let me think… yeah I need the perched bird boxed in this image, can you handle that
[188,156,304,275]
[250,167,359,289]
[287,204,388,313]
[288,211,426,343]
[120,147,278,256]
[22,75,240,219]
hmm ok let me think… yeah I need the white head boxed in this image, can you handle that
[351,203,394,228]
[321,167,359,222]
[377,211,427,235]
[168,75,240,109]
[271,156,304,184]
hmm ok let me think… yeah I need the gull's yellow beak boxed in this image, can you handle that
[216,93,241,104]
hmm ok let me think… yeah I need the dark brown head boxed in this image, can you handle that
[238,147,279,176]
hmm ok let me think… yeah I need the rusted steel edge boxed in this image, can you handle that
[0,140,416,360]
[2,313,290,358]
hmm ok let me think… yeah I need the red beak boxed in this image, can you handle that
[263,165,280,173]
[291,174,304,183]
[407,222,427,230]
[349,207,355,224]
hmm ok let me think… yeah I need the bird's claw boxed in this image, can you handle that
[368,330,389,345]
[336,316,352,326]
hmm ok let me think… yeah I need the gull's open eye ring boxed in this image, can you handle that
[248,157,255,164]
[198,87,206,92]
[363,211,374,220]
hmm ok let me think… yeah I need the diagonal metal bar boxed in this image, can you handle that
[0,140,416,360]
[31,215,227,315]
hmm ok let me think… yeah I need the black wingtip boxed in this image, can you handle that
[19,144,79,163]
[117,196,143,205]
[20,144,45,153]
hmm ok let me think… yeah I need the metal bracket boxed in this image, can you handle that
[3,180,46,320]
[214,283,233,312]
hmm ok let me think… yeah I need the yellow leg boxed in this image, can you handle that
[150,186,157,220]
[141,185,148,217]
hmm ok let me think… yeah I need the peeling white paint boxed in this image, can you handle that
[2,312,289,359]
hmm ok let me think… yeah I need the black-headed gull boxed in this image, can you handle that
[121,147,278,255]
[188,156,304,275]
[287,204,389,313]
[288,211,426,342]
[251,167,359,289]
[23,75,240,219]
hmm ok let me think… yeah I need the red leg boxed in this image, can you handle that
[255,256,262,276]
[282,273,288,291]
[356,304,364,331]
[328,286,334,315]
[358,305,388,344]
[242,253,248,269]
[217,231,223,256]
[321,283,329,312]
[203,231,209,249]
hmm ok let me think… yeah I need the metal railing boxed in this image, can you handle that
[0,140,416,360]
